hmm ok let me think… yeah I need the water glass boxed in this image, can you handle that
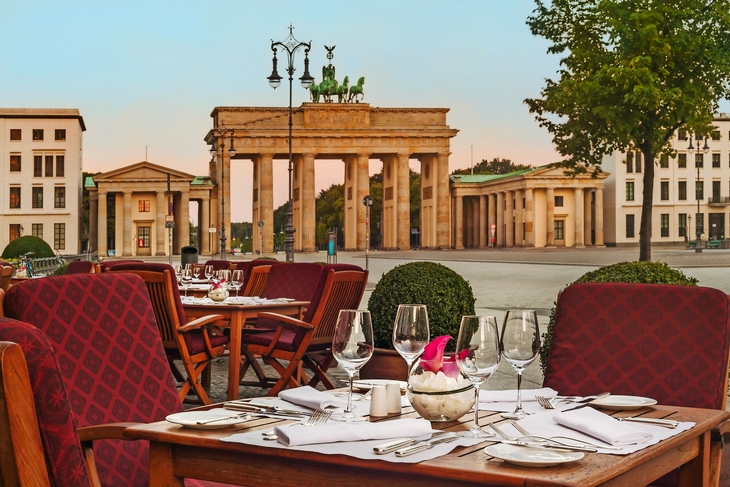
[231,270,244,298]
[332,309,374,422]
[392,304,429,374]
[204,265,214,282]
[499,310,540,419]
[181,269,193,298]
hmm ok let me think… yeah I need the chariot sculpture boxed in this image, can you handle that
[309,45,365,103]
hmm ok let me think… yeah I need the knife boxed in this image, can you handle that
[616,417,679,428]
[223,403,310,418]
[499,440,597,453]
[394,436,458,457]
[574,392,611,403]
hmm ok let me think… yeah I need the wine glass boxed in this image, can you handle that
[174,265,183,285]
[499,310,540,419]
[204,265,214,282]
[331,309,374,422]
[181,269,193,298]
[218,269,230,285]
[193,266,201,281]
[231,270,244,299]
[392,304,429,374]
[455,316,500,438]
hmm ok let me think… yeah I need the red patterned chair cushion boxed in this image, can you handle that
[204,259,230,271]
[254,263,325,331]
[4,273,184,487]
[544,283,730,410]
[235,259,282,281]
[0,317,91,487]
[99,259,143,271]
[66,260,94,274]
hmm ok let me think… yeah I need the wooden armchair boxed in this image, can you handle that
[0,265,13,291]
[242,264,272,296]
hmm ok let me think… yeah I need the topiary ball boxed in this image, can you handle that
[368,261,475,350]
[1,236,56,259]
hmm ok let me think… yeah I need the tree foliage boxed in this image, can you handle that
[526,0,730,261]
[452,158,532,176]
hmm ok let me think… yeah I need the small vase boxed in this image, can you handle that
[208,286,229,302]
[406,361,474,422]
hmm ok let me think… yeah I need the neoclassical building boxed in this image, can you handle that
[205,103,458,253]
[449,166,608,248]
[87,162,214,257]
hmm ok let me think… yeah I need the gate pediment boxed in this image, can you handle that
[95,161,194,182]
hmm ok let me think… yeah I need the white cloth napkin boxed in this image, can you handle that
[274,418,434,446]
[479,387,558,404]
[554,407,653,446]
[279,386,348,410]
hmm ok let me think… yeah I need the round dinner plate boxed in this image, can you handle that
[590,395,657,410]
[352,379,407,391]
[166,411,251,430]
[484,443,584,467]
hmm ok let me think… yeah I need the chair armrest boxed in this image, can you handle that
[77,423,138,443]
[257,312,314,330]
[178,314,224,333]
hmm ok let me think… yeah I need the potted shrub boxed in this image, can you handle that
[539,261,698,373]
[1,235,55,260]
[362,261,476,380]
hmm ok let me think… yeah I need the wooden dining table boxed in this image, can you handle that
[126,399,729,486]
[182,299,309,401]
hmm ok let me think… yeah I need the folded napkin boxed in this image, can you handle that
[554,407,653,446]
[479,387,558,403]
[279,386,348,410]
[275,418,434,446]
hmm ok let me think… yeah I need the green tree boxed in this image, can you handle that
[452,158,531,176]
[316,183,345,247]
[81,172,100,252]
[526,0,730,261]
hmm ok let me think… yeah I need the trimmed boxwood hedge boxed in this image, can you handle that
[1,236,55,259]
[540,261,698,373]
[367,261,475,350]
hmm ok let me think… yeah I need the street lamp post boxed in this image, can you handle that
[363,195,373,271]
[268,25,314,263]
[688,134,710,253]
[209,127,236,259]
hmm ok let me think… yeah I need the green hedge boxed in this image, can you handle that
[367,262,475,350]
[540,261,698,373]
[1,236,55,259]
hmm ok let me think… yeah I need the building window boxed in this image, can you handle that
[33,155,42,177]
[626,152,633,173]
[712,130,721,141]
[678,129,687,140]
[661,214,669,237]
[635,152,642,173]
[554,196,564,207]
[626,182,635,201]
[695,153,704,168]
[554,220,564,240]
[712,153,721,168]
[54,187,65,208]
[32,187,43,208]
[138,200,150,212]
[9,224,21,242]
[679,213,687,237]
[696,180,704,200]
[32,129,44,141]
[32,223,42,239]
[659,154,668,168]
[713,180,721,201]
[678,153,687,168]
[626,214,635,238]
[138,226,150,248]
[9,129,21,140]
[678,181,687,200]
[45,155,53,176]
[54,223,65,250]
[9,187,21,208]
[56,155,64,177]
[10,155,21,172]
[660,181,669,201]
[55,129,66,141]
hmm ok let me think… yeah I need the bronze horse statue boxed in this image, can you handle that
[337,76,349,103]
[348,77,365,103]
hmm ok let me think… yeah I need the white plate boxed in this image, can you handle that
[352,379,407,391]
[484,443,584,467]
[590,395,657,410]
[165,410,251,430]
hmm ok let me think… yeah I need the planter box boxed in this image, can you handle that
[359,348,408,381]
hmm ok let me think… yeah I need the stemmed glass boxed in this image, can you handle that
[499,310,540,419]
[193,266,201,281]
[230,270,244,299]
[174,265,183,285]
[331,309,374,422]
[455,316,500,438]
[181,269,193,298]
[218,269,230,284]
[204,265,214,282]
[392,304,430,374]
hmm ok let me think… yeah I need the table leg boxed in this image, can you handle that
[227,313,242,401]
[148,442,184,487]
[678,430,711,487]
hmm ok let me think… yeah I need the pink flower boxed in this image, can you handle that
[210,279,227,289]
[419,336,468,379]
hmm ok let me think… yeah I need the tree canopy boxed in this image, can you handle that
[452,158,532,176]
[526,0,730,260]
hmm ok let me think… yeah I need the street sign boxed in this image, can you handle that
[165,215,174,223]
[208,227,217,233]
[258,220,264,228]
[165,222,175,229]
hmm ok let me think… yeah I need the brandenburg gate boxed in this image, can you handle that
[205,103,458,254]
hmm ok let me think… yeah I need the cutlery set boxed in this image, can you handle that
[373,432,457,457]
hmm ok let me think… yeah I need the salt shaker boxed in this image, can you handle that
[386,382,402,414]
[369,385,388,417]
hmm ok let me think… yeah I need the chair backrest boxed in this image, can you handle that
[190,263,206,275]
[66,260,94,274]
[0,265,13,291]
[242,265,272,296]
[98,259,143,273]
[204,259,230,271]
[261,263,325,301]
[544,282,730,410]
[3,273,183,487]
[0,318,87,487]
[236,259,281,281]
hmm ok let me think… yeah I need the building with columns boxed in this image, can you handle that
[87,161,214,256]
[449,166,608,248]
[205,103,457,254]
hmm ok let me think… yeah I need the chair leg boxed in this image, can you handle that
[264,356,307,397]
[239,347,271,388]
[302,353,337,390]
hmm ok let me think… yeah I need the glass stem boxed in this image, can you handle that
[515,370,523,412]
[472,380,482,431]
[346,372,354,414]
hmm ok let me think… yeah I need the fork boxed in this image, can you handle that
[512,422,621,450]
[535,395,555,409]
[262,408,332,439]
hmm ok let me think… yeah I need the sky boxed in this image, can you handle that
[2,1,729,223]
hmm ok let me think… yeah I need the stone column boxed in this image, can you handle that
[396,153,410,250]
[546,187,555,247]
[122,191,132,256]
[357,153,371,251]
[156,191,166,255]
[479,195,487,248]
[505,191,514,247]
[488,193,496,245]
[465,199,473,248]
[201,196,210,255]
[180,189,190,249]
[574,188,585,247]
[472,199,479,248]
[302,153,316,251]
[584,190,593,246]
[496,192,504,247]
[455,195,464,249]
[436,153,451,249]
[515,189,524,247]
[89,192,98,253]
[525,188,534,247]
[595,188,605,246]
[260,153,274,253]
